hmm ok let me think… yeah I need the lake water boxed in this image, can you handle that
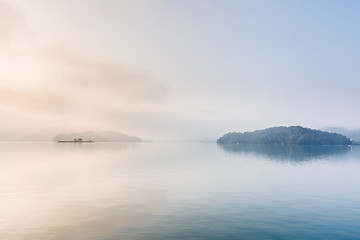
[1,142,360,240]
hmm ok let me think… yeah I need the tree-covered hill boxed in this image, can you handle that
[217,126,351,145]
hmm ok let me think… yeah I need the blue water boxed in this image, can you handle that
[0,142,359,239]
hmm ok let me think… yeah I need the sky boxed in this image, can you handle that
[1,0,360,141]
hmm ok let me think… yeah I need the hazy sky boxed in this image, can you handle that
[1,0,360,141]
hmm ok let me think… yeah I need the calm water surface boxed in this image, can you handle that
[0,142,360,239]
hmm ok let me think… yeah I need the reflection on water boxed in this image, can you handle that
[218,143,352,161]
[0,143,167,240]
[0,142,360,239]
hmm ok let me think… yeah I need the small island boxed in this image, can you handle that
[58,138,94,143]
[217,126,352,145]
[53,131,147,142]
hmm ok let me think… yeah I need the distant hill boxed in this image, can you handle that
[53,131,144,142]
[217,126,351,145]
[323,127,360,141]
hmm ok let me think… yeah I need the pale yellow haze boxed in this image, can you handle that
[1,0,240,141]
[3,0,355,141]
[1,1,171,140]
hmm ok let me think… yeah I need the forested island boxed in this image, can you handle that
[217,126,352,145]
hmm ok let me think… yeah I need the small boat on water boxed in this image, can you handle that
[58,138,94,143]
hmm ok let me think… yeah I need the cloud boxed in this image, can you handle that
[0,1,28,46]
[0,88,77,115]
[43,45,168,102]
[0,0,168,137]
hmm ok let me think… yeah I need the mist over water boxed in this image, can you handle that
[1,142,360,240]
[2,1,360,239]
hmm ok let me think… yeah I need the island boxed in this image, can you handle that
[58,138,94,143]
[217,126,352,145]
[53,131,148,142]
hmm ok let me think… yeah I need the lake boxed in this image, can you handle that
[0,142,360,239]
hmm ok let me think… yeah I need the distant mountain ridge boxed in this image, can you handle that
[217,126,351,145]
[323,127,360,141]
[53,131,144,142]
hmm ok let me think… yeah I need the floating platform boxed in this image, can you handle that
[58,138,94,143]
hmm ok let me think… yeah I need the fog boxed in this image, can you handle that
[1,0,360,141]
